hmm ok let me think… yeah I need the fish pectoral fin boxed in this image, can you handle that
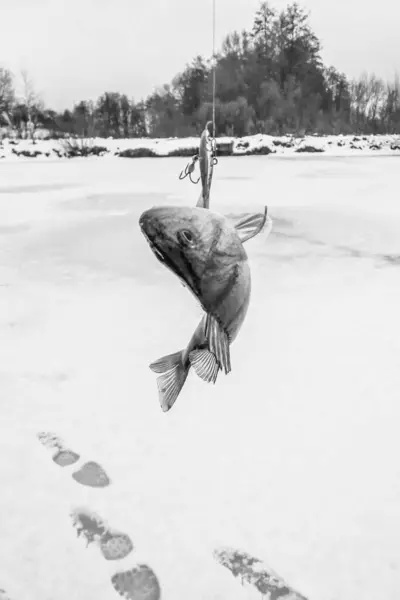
[149,351,182,374]
[231,206,272,243]
[189,349,219,384]
[204,314,232,375]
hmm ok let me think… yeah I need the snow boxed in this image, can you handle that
[0,154,400,600]
[1,132,400,161]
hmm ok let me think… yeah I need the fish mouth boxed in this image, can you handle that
[139,212,200,299]
[150,242,165,264]
[141,228,165,263]
[140,224,198,297]
[140,224,175,271]
[153,246,165,262]
[138,211,177,270]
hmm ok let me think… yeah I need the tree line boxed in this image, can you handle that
[1,2,400,139]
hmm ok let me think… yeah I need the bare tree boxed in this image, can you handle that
[0,68,15,126]
[20,69,44,140]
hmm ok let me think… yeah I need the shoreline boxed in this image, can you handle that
[0,133,400,161]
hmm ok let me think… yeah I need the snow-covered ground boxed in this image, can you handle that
[1,132,400,161]
[0,154,400,600]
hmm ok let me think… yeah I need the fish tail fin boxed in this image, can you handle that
[149,351,183,374]
[149,351,189,412]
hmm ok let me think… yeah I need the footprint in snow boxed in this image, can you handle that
[213,547,308,600]
[38,432,161,598]
[72,461,110,488]
[71,507,134,561]
[111,565,161,600]
[37,431,111,487]
[70,508,161,598]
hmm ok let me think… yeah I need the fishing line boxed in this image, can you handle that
[211,0,217,140]
[178,0,217,185]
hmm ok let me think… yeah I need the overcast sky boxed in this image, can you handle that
[0,0,399,110]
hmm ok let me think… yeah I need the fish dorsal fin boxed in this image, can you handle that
[231,206,271,243]
[189,349,220,384]
[204,314,231,375]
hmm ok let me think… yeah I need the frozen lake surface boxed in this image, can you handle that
[0,155,399,600]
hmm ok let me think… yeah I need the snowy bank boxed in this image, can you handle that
[1,133,400,161]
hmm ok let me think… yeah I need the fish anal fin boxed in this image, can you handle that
[189,349,219,384]
[231,206,272,243]
[205,314,231,375]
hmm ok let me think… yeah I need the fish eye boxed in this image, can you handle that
[178,229,195,246]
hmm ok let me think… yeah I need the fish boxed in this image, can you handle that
[139,204,272,412]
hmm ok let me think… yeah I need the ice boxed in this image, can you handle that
[0,154,399,600]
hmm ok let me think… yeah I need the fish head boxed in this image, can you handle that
[139,205,245,302]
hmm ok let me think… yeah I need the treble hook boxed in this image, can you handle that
[210,137,218,166]
[178,154,200,184]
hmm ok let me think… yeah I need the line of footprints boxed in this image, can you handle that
[36,433,308,600]
[37,431,161,600]
[1,431,308,600]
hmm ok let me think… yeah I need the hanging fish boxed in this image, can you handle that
[139,204,272,412]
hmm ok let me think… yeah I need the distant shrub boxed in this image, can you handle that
[90,145,108,156]
[167,146,198,157]
[242,145,274,156]
[295,145,325,153]
[11,148,43,158]
[117,148,158,158]
[272,138,294,148]
[61,138,109,157]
